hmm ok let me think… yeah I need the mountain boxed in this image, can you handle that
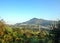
[15,18,57,26]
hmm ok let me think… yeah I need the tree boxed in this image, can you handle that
[50,20,60,43]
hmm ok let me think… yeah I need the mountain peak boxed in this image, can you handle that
[30,18,39,20]
[32,18,38,19]
[15,18,57,26]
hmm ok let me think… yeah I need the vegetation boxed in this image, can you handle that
[0,20,60,43]
[49,21,60,43]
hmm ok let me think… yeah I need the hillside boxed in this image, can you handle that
[15,18,57,26]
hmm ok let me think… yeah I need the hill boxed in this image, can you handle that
[15,18,57,26]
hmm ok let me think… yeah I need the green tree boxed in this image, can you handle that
[50,20,60,43]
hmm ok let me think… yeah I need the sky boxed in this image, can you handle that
[0,0,60,24]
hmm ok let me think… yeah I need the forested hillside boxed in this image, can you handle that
[0,20,60,43]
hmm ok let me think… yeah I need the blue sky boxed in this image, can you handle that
[0,0,60,24]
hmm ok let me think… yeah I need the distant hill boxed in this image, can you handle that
[15,18,57,26]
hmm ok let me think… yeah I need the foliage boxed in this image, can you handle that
[0,20,60,43]
[49,20,60,43]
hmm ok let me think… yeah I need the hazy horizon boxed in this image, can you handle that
[0,0,60,24]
